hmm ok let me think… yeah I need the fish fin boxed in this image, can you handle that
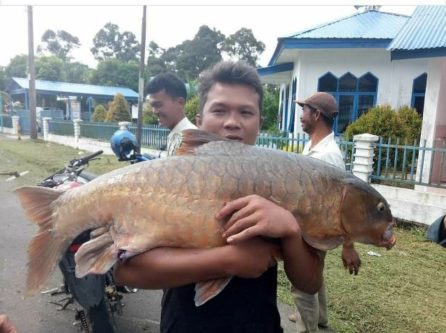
[15,186,63,226]
[14,187,67,295]
[175,129,229,155]
[301,233,344,251]
[194,277,232,306]
[75,232,117,277]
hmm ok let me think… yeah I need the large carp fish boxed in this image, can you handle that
[16,129,395,306]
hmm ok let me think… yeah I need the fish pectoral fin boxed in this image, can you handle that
[194,277,232,307]
[302,233,345,251]
[74,232,118,278]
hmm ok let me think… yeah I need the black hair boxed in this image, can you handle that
[198,61,263,114]
[146,72,187,100]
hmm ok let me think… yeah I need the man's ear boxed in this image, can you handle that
[196,113,202,127]
[176,97,186,106]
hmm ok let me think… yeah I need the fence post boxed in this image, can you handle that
[352,133,379,183]
[11,115,20,139]
[42,117,51,141]
[73,119,82,148]
[119,121,131,130]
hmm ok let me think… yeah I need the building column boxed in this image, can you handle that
[73,119,82,148]
[42,117,51,141]
[11,115,20,139]
[352,133,379,183]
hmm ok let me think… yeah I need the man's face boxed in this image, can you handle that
[197,83,261,145]
[148,89,184,130]
[300,104,318,135]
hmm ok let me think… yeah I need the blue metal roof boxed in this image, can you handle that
[388,6,446,59]
[11,77,138,100]
[268,10,410,66]
[288,10,409,39]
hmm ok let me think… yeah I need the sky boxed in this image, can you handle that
[0,4,418,69]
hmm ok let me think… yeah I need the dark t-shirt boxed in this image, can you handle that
[160,266,283,333]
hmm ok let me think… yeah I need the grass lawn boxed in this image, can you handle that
[1,135,445,333]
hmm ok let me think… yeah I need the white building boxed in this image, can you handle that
[258,6,432,136]
[259,5,446,192]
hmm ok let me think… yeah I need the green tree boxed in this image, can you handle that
[0,67,6,91]
[91,23,140,62]
[36,56,65,81]
[92,104,107,122]
[106,93,131,122]
[151,25,224,80]
[261,85,280,132]
[64,62,91,84]
[37,29,80,61]
[222,28,265,66]
[90,59,138,91]
[5,55,27,78]
[146,41,168,78]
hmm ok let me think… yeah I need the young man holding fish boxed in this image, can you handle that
[287,92,362,332]
[145,72,196,155]
[114,61,325,332]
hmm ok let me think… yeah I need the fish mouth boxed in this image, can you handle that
[380,222,396,250]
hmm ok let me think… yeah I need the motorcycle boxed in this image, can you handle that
[40,150,127,333]
[41,128,155,333]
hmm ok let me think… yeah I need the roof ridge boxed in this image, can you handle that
[287,10,411,38]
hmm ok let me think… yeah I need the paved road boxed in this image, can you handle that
[0,159,295,333]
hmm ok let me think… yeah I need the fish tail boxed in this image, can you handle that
[15,186,67,295]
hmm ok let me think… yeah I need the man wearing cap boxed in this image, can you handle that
[288,92,361,333]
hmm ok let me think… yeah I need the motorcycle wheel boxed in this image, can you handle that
[87,298,116,333]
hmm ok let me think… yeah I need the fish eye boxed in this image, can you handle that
[377,202,386,212]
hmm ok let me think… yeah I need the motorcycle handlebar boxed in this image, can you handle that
[70,150,103,167]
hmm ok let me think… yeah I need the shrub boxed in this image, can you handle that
[142,102,158,125]
[92,105,107,122]
[344,105,403,140]
[397,106,422,143]
[185,95,199,124]
[344,105,422,178]
[106,93,131,122]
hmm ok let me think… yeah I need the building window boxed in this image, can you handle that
[411,73,427,116]
[318,72,378,134]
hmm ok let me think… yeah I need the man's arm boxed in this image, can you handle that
[114,237,278,289]
[217,195,324,294]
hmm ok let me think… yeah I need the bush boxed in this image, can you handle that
[142,102,158,125]
[92,105,107,122]
[106,93,131,122]
[344,105,421,142]
[344,105,403,140]
[185,95,199,124]
[344,105,422,177]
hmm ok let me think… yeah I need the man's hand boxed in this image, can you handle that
[341,243,361,275]
[217,195,299,243]
[0,315,18,333]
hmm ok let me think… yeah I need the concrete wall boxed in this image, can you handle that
[373,184,446,226]
[44,133,162,158]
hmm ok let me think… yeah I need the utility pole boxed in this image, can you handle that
[136,5,147,152]
[27,5,37,139]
